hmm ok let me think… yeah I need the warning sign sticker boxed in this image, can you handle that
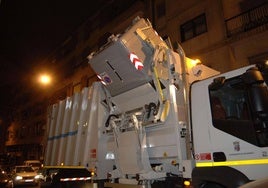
[98,72,112,85]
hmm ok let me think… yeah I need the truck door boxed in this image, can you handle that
[207,67,268,180]
[191,65,268,187]
[209,67,268,148]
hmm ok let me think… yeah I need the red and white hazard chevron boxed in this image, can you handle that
[60,177,91,182]
[129,52,143,70]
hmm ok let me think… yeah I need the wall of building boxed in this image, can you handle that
[154,0,268,72]
[154,0,232,72]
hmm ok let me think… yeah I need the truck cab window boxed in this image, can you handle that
[209,78,250,121]
[209,71,268,147]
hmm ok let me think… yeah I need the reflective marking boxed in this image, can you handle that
[60,177,91,182]
[129,53,143,70]
[48,130,78,141]
[196,158,268,167]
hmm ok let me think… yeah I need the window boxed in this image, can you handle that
[209,72,268,147]
[180,14,207,42]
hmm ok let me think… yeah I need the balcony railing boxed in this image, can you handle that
[225,2,268,37]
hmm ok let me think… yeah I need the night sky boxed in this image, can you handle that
[0,0,106,118]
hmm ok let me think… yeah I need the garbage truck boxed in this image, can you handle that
[44,17,268,188]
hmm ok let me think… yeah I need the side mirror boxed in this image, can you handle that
[209,77,225,90]
[242,67,264,84]
[257,62,268,85]
[249,85,268,120]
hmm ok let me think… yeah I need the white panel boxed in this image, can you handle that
[57,96,73,165]
[82,83,100,166]
[89,40,150,96]
[117,131,143,175]
[64,92,81,165]
[80,83,114,177]
[73,87,90,165]
[44,104,59,165]
[50,100,66,165]
[120,17,166,63]
[112,83,158,112]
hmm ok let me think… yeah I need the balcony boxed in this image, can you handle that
[225,2,268,38]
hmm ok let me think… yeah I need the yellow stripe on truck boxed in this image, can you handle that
[196,158,268,167]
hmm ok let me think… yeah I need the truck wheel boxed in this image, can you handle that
[200,182,225,188]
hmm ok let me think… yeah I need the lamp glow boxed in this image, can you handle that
[39,74,51,85]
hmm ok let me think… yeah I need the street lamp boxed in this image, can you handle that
[38,74,51,85]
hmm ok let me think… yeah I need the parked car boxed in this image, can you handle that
[0,171,13,188]
[23,160,42,171]
[11,166,38,187]
[38,166,92,188]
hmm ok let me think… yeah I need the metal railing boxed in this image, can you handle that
[225,2,268,37]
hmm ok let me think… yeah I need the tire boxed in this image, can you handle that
[200,182,225,188]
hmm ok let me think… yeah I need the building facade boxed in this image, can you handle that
[4,0,268,165]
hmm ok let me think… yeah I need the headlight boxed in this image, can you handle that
[35,174,43,179]
[15,175,23,180]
